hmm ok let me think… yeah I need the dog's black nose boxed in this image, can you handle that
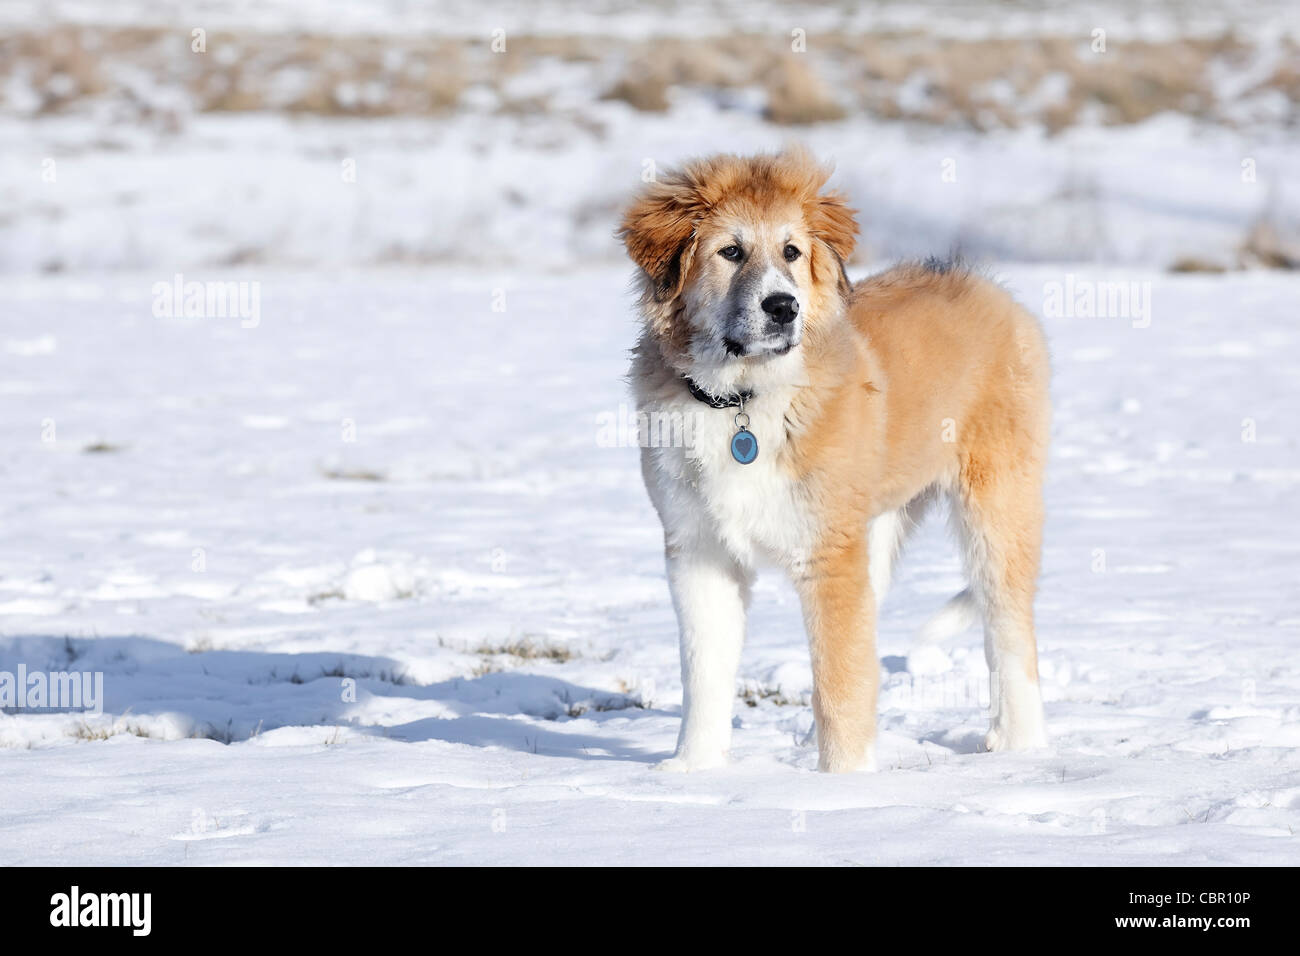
[761,293,799,325]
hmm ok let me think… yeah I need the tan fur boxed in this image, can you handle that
[623,150,1050,772]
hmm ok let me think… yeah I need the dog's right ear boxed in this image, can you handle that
[618,178,700,303]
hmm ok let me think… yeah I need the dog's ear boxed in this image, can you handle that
[806,189,858,298]
[807,189,858,262]
[619,178,701,303]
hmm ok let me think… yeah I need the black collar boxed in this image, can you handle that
[683,377,753,409]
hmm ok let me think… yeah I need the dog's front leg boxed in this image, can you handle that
[798,536,879,772]
[657,537,751,772]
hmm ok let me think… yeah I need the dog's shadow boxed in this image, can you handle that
[919,728,985,755]
[366,671,662,763]
[0,634,663,764]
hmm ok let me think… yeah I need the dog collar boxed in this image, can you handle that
[681,377,759,464]
[682,377,753,409]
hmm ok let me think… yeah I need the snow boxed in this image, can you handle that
[1,265,1297,864]
[1,0,1297,867]
[5,103,1298,276]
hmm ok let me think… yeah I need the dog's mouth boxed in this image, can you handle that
[723,334,800,359]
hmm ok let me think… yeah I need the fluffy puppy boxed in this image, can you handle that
[622,149,1050,772]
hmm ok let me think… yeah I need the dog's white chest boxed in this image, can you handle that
[647,397,812,568]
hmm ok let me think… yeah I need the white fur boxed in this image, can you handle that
[867,508,905,608]
[983,645,1049,751]
[758,264,799,299]
[656,535,751,771]
[918,587,980,643]
[646,373,815,572]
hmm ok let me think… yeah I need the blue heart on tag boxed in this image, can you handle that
[731,430,758,464]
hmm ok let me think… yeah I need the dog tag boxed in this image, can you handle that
[730,428,758,464]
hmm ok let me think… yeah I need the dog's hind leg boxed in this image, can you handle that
[954,450,1049,752]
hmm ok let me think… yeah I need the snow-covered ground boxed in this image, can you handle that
[7,109,1297,275]
[4,2,1299,275]
[2,0,1297,867]
[1,264,1297,865]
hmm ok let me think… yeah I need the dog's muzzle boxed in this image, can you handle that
[724,296,802,357]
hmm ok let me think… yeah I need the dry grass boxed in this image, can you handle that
[763,56,846,125]
[465,636,577,677]
[0,26,469,118]
[0,26,1294,130]
[1239,218,1300,269]
[472,637,577,662]
[738,681,808,708]
[1168,256,1230,274]
[602,65,671,112]
[1253,60,1300,102]
[320,466,387,482]
[71,718,153,741]
[562,692,643,718]
[0,25,108,114]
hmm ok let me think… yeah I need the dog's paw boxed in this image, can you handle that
[984,722,1049,753]
[654,752,727,772]
[816,744,877,773]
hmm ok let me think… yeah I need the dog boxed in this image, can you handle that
[620,148,1051,772]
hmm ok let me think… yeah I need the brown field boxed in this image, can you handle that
[1,25,1296,131]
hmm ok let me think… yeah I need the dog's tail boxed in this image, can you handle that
[917,587,981,644]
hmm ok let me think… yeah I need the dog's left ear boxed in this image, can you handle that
[808,190,858,261]
[618,179,700,303]
[806,190,858,295]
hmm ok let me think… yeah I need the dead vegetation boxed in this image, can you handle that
[471,637,577,663]
[560,690,644,718]
[71,717,153,741]
[1169,216,1300,272]
[0,26,1295,131]
[320,466,387,482]
[1168,256,1229,274]
[461,636,579,677]
[738,681,808,708]
[1238,218,1300,269]
[763,57,846,125]
[602,64,671,112]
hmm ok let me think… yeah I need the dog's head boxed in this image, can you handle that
[620,148,857,386]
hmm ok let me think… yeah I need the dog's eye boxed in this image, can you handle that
[784,244,801,262]
[718,245,743,261]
